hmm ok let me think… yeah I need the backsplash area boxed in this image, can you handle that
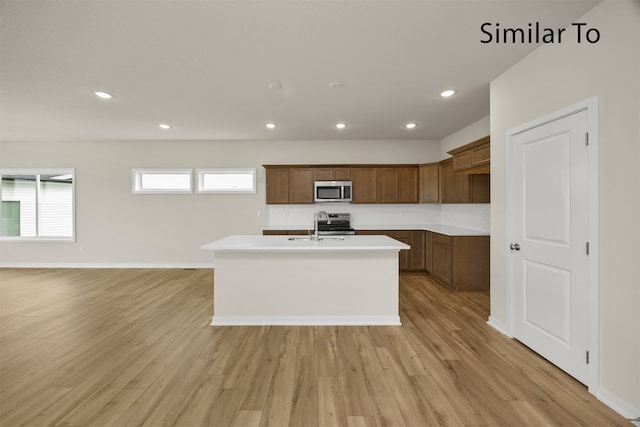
[268,203,489,232]
[440,204,490,232]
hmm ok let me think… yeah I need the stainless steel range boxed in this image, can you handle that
[317,213,356,235]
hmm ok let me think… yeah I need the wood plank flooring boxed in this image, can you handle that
[0,268,629,426]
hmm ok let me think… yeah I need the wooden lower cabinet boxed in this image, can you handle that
[424,231,433,272]
[425,231,489,291]
[356,229,424,272]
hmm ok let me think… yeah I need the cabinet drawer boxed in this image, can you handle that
[432,232,451,246]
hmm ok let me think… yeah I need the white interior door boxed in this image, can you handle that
[509,109,590,384]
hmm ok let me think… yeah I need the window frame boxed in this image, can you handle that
[196,168,257,194]
[131,168,193,194]
[0,168,76,242]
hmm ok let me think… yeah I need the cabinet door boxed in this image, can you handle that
[449,136,490,173]
[471,143,490,168]
[440,159,470,203]
[398,167,419,203]
[419,163,440,203]
[351,168,378,203]
[265,168,289,204]
[377,168,399,203]
[289,168,314,204]
[453,172,471,203]
[314,168,333,181]
[409,231,425,271]
[386,231,410,271]
[432,234,453,287]
[424,231,433,273]
[440,160,455,203]
[315,167,351,181]
[333,168,351,180]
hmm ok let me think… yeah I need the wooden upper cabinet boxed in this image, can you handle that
[315,167,351,181]
[265,168,289,204]
[419,163,439,203]
[264,163,452,205]
[351,168,378,203]
[377,168,399,203]
[398,167,419,203]
[376,167,418,204]
[288,168,314,204]
[448,135,490,174]
[440,158,490,203]
[264,166,313,204]
[440,158,470,203]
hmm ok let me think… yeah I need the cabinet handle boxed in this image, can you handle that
[509,243,520,251]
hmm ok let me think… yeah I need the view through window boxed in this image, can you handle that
[0,169,75,241]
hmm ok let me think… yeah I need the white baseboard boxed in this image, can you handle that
[596,386,640,420]
[210,315,402,326]
[487,316,511,337]
[0,263,214,269]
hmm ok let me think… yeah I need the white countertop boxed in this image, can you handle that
[202,235,410,252]
[418,224,489,236]
[264,224,489,236]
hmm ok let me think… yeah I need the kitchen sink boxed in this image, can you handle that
[287,236,345,241]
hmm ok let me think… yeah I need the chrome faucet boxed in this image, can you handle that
[313,212,319,241]
[312,211,327,241]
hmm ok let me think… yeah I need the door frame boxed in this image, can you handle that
[505,97,599,393]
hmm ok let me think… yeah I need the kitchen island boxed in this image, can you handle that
[201,235,409,326]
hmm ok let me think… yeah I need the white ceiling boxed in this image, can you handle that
[0,0,600,142]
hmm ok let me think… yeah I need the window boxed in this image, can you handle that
[196,168,256,193]
[132,169,192,194]
[0,169,75,241]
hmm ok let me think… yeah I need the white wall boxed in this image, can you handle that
[490,0,639,416]
[440,115,490,160]
[0,139,440,266]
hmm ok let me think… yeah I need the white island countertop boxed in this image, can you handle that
[201,234,410,252]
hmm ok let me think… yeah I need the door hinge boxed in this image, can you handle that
[585,132,589,146]
[586,351,590,364]
[586,242,590,255]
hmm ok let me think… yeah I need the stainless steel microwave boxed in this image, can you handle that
[314,181,352,202]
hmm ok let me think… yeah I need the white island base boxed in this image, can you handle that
[201,235,409,326]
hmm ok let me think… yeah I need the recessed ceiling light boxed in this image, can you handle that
[268,82,282,90]
[159,123,171,129]
[335,122,347,129]
[405,122,417,129]
[265,123,277,129]
[329,81,343,89]
[94,91,113,99]
[440,89,456,98]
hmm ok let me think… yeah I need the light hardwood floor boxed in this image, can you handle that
[0,268,629,426]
